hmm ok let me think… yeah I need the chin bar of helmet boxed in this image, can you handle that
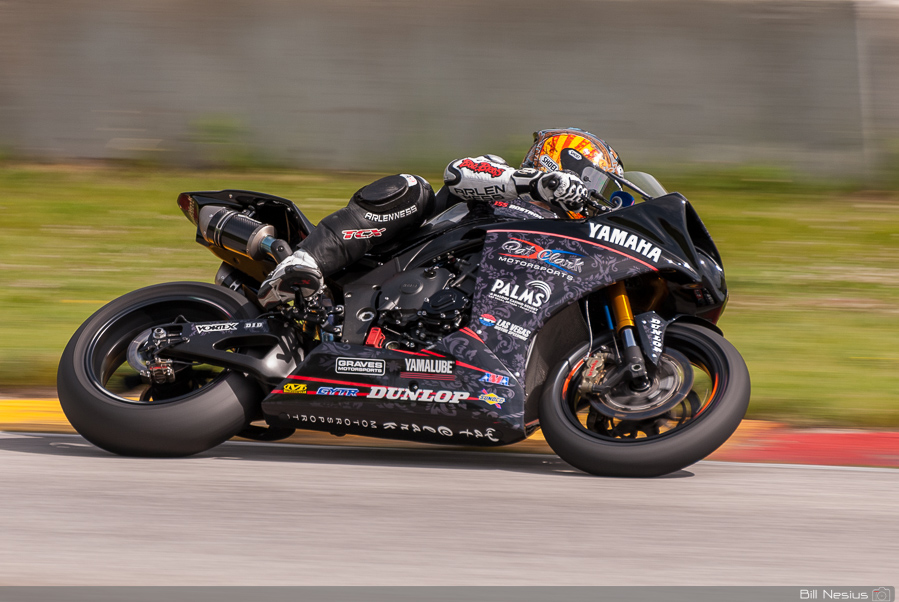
[197,206,294,263]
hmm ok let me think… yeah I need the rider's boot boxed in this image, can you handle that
[257,248,324,310]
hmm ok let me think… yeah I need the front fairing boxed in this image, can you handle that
[469,193,727,377]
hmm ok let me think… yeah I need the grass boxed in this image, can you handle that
[1,164,897,427]
[675,177,899,427]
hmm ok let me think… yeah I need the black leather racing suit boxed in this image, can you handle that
[296,155,571,277]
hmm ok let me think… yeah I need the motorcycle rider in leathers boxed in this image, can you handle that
[258,128,625,308]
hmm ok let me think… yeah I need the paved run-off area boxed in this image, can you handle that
[2,397,897,585]
[0,431,896,585]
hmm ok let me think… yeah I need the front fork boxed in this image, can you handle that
[607,281,651,391]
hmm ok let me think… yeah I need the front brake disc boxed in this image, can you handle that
[588,349,694,421]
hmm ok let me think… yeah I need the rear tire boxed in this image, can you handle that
[539,323,750,477]
[57,282,264,457]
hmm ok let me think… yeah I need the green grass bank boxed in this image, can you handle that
[1,164,897,427]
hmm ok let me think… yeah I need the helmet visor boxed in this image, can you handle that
[559,147,614,195]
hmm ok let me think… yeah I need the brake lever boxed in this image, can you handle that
[585,190,613,214]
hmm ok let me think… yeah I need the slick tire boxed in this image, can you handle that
[57,281,263,457]
[539,323,750,477]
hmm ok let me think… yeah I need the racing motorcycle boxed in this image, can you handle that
[57,166,750,477]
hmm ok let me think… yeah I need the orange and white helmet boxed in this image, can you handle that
[522,128,624,178]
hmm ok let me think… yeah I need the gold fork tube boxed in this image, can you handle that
[609,281,635,332]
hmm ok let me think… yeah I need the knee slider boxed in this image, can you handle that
[351,174,434,221]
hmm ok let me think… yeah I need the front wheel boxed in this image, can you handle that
[57,281,264,457]
[539,323,750,477]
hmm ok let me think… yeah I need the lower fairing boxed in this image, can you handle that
[260,330,528,446]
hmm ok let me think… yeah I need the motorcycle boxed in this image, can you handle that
[57,165,750,477]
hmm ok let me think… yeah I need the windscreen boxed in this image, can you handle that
[622,172,668,198]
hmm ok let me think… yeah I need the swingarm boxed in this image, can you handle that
[134,318,302,385]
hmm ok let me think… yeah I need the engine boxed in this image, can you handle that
[374,261,475,348]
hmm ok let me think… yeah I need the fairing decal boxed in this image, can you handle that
[468,227,657,378]
[491,198,558,221]
[261,333,525,445]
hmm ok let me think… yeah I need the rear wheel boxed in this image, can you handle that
[57,282,264,457]
[539,323,750,477]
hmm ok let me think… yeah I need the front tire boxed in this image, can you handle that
[57,282,264,457]
[539,323,750,477]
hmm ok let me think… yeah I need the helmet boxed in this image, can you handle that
[522,128,624,185]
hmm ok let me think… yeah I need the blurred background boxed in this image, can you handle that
[1,0,898,426]
[3,0,899,174]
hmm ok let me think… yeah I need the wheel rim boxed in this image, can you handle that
[562,330,725,442]
[85,296,238,405]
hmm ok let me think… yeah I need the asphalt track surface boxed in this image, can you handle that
[0,431,896,586]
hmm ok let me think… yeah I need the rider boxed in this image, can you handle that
[257,128,625,309]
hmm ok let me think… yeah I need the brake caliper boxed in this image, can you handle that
[578,351,610,397]
[128,325,187,384]
[146,359,176,384]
